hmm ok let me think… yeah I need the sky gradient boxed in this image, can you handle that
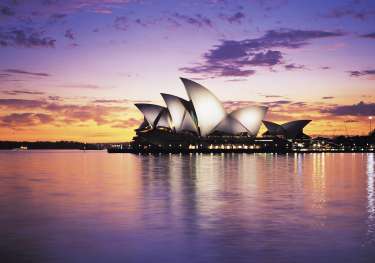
[0,0,374,142]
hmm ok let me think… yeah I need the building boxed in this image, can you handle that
[262,120,311,139]
[130,78,311,152]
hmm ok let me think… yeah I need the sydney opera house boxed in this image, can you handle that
[129,78,311,152]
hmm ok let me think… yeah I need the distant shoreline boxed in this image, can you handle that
[107,148,375,154]
[0,141,109,150]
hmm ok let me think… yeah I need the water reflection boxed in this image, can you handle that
[367,153,375,244]
[0,151,375,262]
[311,153,326,210]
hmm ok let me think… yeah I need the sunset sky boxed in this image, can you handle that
[0,0,374,142]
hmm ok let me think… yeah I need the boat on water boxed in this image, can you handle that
[12,146,28,151]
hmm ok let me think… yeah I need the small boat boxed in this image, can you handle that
[12,146,28,151]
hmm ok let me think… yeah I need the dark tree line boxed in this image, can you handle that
[0,141,104,150]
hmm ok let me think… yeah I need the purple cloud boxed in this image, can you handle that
[220,11,245,24]
[114,16,128,31]
[264,100,292,106]
[0,5,14,16]
[245,50,283,66]
[0,99,47,109]
[0,113,53,127]
[322,96,334,99]
[3,69,50,77]
[181,64,256,77]
[2,90,45,95]
[284,63,306,70]
[48,13,68,24]
[58,84,102,89]
[92,99,129,104]
[181,29,344,77]
[170,13,212,28]
[64,29,75,40]
[0,73,11,78]
[48,96,61,101]
[0,97,131,128]
[361,32,375,39]
[349,70,375,77]
[322,101,375,116]
[263,94,283,98]
[324,5,375,20]
[0,27,56,48]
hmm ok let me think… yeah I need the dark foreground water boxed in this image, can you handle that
[1,151,375,263]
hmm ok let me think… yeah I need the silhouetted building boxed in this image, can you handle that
[262,120,311,139]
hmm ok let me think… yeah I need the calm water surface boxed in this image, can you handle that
[0,151,375,262]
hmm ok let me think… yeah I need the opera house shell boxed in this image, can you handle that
[134,78,268,139]
[262,120,311,139]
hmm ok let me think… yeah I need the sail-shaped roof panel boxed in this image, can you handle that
[180,78,226,136]
[230,106,268,136]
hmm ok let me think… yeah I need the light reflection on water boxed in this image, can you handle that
[367,153,375,245]
[0,151,375,262]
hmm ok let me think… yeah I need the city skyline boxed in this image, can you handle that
[0,0,374,142]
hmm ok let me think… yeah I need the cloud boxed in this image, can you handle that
[92,6,113,14]
[48,96,61,101]
[360,32,375,39]
[0,97,132,128]
[180,64,256,77]
[225,78,248,82]
[0,73,11,78]
[0,5,15,16]
[322,101,375,116]
[0,99,47,109]
[48,13,67,24]
[284,63,306,70]
[246,50,283,66]
[322,96,334,99]
[262,94,283,98]
[180,29,344,77]
[64,29,75,40]
[223,100,259,112]
[58,84,102,89]
[92,99,129,103]
[114,16,128,31]
[169,13,212,28]
[264,100,292,107]
[3,69,50,77]
[291,101,306,107]
[111,118,141,129]
[219,11,245,24]
[0,27,56,48]
[349,69,375,77]
[1,90,45,95]
[0,113,53,127]
[8,0,133,18]
[323,5,375,20]
[256,0,288,12]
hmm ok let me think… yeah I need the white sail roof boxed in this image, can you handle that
[134,103,165,128]
[214,116,248,135]
[181,78,226,136]
[161,93,197,133]
[155,109,172,128]
[230,106,268,136]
